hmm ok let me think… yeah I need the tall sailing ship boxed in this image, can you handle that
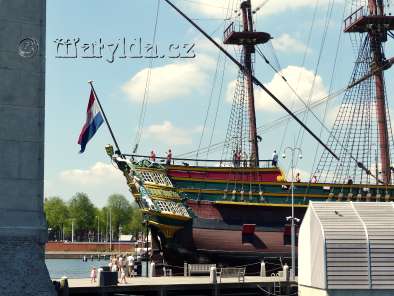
[104,0,394,270]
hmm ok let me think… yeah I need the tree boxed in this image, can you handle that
[68,192,97,241]
[106,194,134,238]
[128,208,144,238]
[44,196,69,241]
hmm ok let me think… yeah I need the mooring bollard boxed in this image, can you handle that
[260,261,266,277]
[184,262,188,277]
[60,276,69,296]
[149,262,156,277]
[210,266,217,284]
[283,264,289,282]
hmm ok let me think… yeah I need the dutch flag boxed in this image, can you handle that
[78,90,104,153]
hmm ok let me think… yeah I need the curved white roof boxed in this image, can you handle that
[299,202,394,290]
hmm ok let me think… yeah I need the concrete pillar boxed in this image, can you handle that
[210,266,217,284]
[184,262,188,276]
[260,261,266,277]
[149,262,156,277]
[0,1,54,295]
[283,264,289,282]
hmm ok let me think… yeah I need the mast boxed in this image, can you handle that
[242,0,259,167]
[369,0,391,184]
[343,1,394,184]
[224,0,267,167]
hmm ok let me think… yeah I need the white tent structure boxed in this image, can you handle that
[298,202,394,296]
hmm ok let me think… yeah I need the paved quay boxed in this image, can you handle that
[62,276,297,296]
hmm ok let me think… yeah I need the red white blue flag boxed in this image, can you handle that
[78,90,104,153]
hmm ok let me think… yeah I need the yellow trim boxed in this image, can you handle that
[214,201,308,208]
[168,165,281,173]
[141,209,191,221]
[143,182,174,190]
[148,221,183,239]
[135,167,167,173]
[149,195,180,202]
[180,188,328,199]
[172,176,394,189]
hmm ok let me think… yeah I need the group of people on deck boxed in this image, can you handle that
[149,149,172,165]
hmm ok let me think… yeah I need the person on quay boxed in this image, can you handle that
[127,254,135,277]
[120,266,127,284]
[90,267,97,284]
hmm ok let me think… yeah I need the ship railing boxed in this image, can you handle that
[124,153,274,168]
[224,21,235,41]
[344,6,365,29]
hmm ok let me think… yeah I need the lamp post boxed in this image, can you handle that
[109,208,112,252]
[71,219,74,243]
[96,215,100,243]
[371,143,379,185]
[143,216,149,277]
[282,146,302,280]
[119,225,123,253]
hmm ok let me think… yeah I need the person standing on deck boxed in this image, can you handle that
[166,149,172,165]
[149,150,156,162]
[243,152,248,167]
[272,150,278,167]
[295,172,301,183]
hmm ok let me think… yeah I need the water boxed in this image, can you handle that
[46,259,149,279]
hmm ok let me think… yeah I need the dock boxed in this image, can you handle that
[58,276,297,296]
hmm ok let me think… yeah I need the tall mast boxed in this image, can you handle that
[344,1,394,184]
[369,0,391,184]
[242,0,259,167]
[224,0,269,167]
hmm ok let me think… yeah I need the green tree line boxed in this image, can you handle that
[44,193,144,242]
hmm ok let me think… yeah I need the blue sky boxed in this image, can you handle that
[45,0,394,207]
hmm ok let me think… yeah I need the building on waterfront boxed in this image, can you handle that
[298,202,394,296]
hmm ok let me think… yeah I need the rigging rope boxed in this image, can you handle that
[177,86,346,158]
[133,0,161,152]
[296,0,335,149]
[277,0,320,154]
[196,52,222,163]
[309,0,347,180]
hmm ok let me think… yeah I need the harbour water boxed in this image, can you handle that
[46,259,148,279]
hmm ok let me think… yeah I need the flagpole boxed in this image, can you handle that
[88,80,123,156]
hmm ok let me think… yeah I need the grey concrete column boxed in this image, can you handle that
[0,0,54,295]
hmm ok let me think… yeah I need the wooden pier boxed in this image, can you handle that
[57,276,297,296]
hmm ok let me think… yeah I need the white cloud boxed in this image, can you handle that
[143,120,202,146]
[272,34,311,54]
[226,65,327,113]
[184,0,231,18]
[45,162,131,207]
[185,0,338,18]
[59,162,124,186]
[122,54,215,103]
[258,0,338,17]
